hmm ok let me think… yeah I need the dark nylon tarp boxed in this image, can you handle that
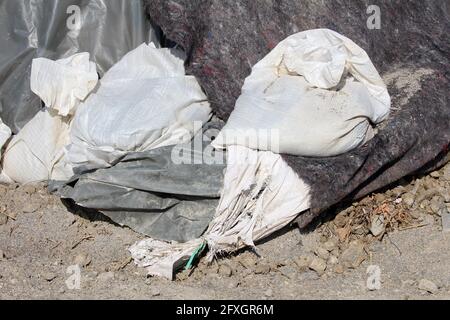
[0,0,151,133]
[145,0,450,227]
[50,124,226,242]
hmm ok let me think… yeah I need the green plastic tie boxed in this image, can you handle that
[184,241,206,270]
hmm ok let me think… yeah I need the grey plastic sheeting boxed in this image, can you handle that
[0,0,151,133]
[50,137,226,243]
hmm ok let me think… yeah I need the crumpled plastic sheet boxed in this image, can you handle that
[50,124,227,243]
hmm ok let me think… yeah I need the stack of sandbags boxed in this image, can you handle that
[3,42,212,184]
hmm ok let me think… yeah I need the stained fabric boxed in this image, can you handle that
[145,0,450,227]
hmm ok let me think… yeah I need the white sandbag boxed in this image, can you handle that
[30,53,98,117]
[130,145,311,279]
[2,53,98,184]
[204,146,311,253]
[2,110,71,184]
[213,29,391,157]
[0,119,12,183]
[66,43,211,170]
[0,118,10,157]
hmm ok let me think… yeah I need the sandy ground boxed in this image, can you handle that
[0,162,449,300]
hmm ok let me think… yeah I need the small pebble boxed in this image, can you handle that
[374,194,386,203]
[97,271,115,282]
[73,253,91,267]
[264,289,273,297]
[369,215,385,237]
[308,257,327,275]
[334,264,345,274]
[402,279,415,287]
[42,272,57,282]
[430,197,443,214]
[0,214,9,225]
[402,193,415,207]
[279,265,298,279]
[239,256,256,269]
[150,288,161,297]
[22,202,41,214]
[418,279,438,294]
[254,263,271,275]
[442,210,450,232]
[327,255,339,265]
[430,171,440,178]
[294,255,311,272]
[340,240,366,269]
[218,264,233,277]
[315,247,330,260]
[322,239,338,252]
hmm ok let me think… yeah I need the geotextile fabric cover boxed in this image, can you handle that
[145,0,450,227]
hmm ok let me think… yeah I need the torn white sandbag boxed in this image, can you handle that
[130,145,311,279]
[66,43,211,171]
[0,118,11,157]
[130,238,204,279]
[31,53,98,117]
[212,29,391,157]
[2,53,98,184]
[0,118,12,183]
[203,146,311,254]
